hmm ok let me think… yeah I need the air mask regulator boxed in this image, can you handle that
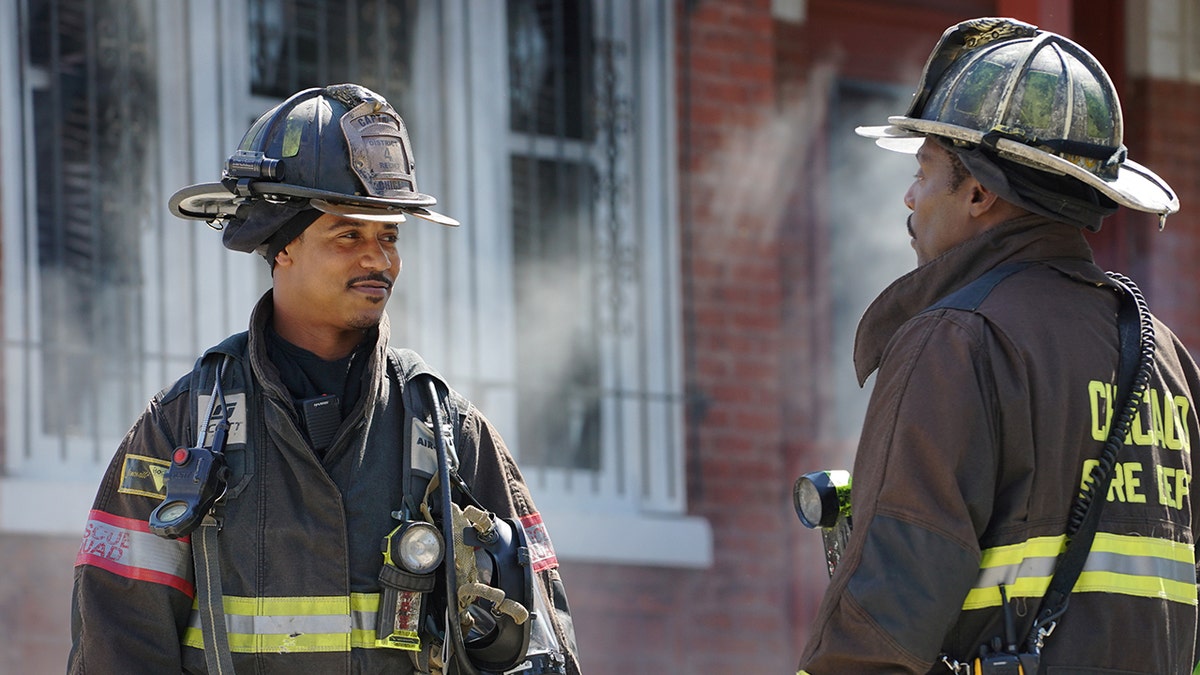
[150,357,234,539]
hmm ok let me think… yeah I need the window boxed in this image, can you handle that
[500,0,691,531]
[3,0,708,566]
[508,0,600,471]
[11,0,158,469]
[247,0,418,110]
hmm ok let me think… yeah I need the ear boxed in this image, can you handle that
[273,246,294,269]
[967,181,1002,218]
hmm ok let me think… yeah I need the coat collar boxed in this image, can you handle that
[246,289,392,410]
[852,215,1103,385]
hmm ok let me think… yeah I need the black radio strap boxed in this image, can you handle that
[1025,272,1154,653]
[191,354,237,675]
[927,265,1156,672]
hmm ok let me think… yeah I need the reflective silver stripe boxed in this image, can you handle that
[225,613,352,635]
[352,607,378,632]
[963,533,1196,609]
[1085,550,1195,582]
[184,593,389,652]
[974,553,1056,590]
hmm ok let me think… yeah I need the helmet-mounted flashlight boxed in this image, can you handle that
[793,470,851,529]
[225,150,284,181]
[383,520,445,575]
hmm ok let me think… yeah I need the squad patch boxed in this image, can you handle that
[118,454,171,498]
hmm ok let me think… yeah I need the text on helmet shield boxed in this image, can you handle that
[341,101,419,198]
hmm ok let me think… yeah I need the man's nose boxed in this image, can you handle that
[361,242,393,270]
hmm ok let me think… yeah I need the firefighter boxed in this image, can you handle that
[69,83,581,675]
[798,18,1200,674]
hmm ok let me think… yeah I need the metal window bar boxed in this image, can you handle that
[13,0,155,472]
[505,0,685,512]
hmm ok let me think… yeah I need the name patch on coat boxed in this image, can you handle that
[410,418,438,478]
[118,454,171,498]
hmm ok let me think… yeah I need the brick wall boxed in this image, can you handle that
[0,533,79,674]
[1125,77,1200,348]
[567,1,805,671]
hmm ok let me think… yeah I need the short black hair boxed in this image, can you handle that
[945,147,972,192]
[929,136,972,192]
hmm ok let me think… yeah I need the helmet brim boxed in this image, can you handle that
[856,118,1179,216]
[168,181,460,227]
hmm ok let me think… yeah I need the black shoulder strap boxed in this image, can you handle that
[924,261,1034,313]
[386,347,462,518]
[186,348,241,675]
[188,332,249,448]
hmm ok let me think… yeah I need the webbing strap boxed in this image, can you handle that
[194,515,236,674]
[924,261,1034,313]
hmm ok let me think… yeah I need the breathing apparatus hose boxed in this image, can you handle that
[423,376,482,675]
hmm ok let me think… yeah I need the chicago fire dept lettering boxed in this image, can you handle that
[1088,380,1190,450]
[1085,380,1193,511]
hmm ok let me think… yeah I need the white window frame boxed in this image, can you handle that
[0,0,265,534]
[1127,0,1200,84]
[1,0,711,568]
[402,1,709,567]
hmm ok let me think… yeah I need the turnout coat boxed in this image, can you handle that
[70,292,580,674]
[800,216,1200,674]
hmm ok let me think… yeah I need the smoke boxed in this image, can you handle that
[826,86,920,440]
[687,61,918,445]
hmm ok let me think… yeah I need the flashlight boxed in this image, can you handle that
[225,149,284,181]
[383,520,445,574]
[793,470,852,529]
[793,469,853,577]
[376,519,445,651]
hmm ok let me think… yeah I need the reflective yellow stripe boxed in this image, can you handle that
[184,593,389,653]
[963,533,1196,610]
[351,593,381,650]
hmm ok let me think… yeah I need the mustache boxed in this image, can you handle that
[347,272,394,289]
[906,214,914,238]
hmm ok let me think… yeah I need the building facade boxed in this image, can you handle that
[1,0,1198,672]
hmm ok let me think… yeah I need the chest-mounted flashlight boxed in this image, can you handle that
[383,519,445,575]
[376,516,446,652]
